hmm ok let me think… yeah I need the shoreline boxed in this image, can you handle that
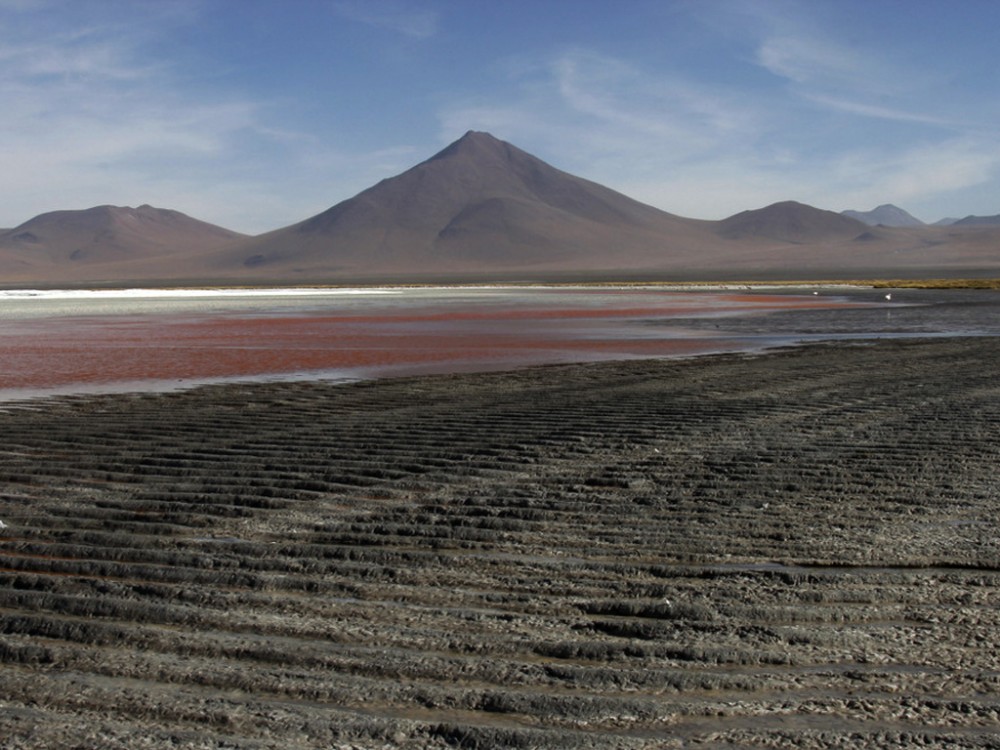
[3,276,999,293]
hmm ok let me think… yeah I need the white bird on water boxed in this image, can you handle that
[885,293,892,301]
[0,520,7,529]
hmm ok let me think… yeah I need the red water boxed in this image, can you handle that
[0,290,859,398]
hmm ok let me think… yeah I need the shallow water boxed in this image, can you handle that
[0,286,996,400]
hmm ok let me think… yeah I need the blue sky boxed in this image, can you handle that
[1,0,998,233]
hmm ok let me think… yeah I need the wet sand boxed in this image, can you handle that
[1,336,999,748]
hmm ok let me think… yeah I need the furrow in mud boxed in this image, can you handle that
[2,338,1000,748]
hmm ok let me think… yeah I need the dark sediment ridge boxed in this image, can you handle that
[1,337,999,748]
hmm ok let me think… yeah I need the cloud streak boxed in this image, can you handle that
[443,48,761,171]
[756,34,869,88]
[550,51,750,150]
[332,0,438,38]
[801,93,960,127]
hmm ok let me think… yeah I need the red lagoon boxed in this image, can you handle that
[0,288,863,398]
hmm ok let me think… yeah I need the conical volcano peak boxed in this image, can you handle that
[226,129,707,274]
[427,130,514,163]
[458,129,499,144]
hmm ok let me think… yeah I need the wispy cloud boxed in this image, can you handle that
[443,48,759,170]
[332,0,438,38]
[439,47,775,216]
[1,22,248,170]
[550,51,750,148]
[756,34,867,87]
[0,6,333,232]
[756,32,899,94]
[735,1,961,133]
[802,93,959,128]
[826,138,1000,207]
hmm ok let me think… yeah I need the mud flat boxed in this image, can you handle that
[1,337,999,749]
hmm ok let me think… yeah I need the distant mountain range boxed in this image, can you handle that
[841,204,1000,228]
[1,131,998,285]
[952,214,1000,227]
[841,204,925,228]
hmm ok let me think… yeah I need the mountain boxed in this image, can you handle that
[1,132,999,284]
[717,201,868,243]
[0,205,245,280]
[842,204,925,227]
[952,214,1000,227]
[206,130,719,280]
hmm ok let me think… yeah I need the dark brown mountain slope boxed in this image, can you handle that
[0,205,245,281]
[718,201,869,242]
[209,131,719,279]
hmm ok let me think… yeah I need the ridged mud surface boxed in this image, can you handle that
[1,338,999,748]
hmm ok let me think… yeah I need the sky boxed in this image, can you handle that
[1,0,998,234]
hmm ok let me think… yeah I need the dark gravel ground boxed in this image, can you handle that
[1,337,999,749]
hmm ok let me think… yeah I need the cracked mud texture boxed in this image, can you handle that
[1,337,999,749]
